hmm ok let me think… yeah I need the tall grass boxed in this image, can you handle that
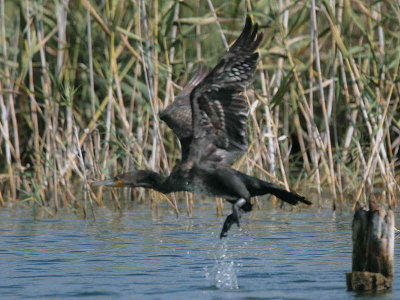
[0,0,399,216]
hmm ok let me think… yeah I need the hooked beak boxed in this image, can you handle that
[90,179,124,188]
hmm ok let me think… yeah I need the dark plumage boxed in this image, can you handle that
[92,17,311,238]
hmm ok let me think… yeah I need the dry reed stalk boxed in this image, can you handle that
[81,0,110,35]
[36,3,60,209]
[355,73,400,204]
[331,0,345,205]
[0,83,15,200]
[86,10,96,116]
[0,0,398,212]
[346,57,391,199]
[311,0,337,208]
[139,0,178,213]
[280,24,323,205]
[24,0,45,202]
[263,4,280,181]
[322,4,378,200]
[164,2,179,112]
[307,0,316,182]
[206,0,228,50]
[74,126,95,219]
[1,0,20,195]
[0,188,4,207]
[165,2,191,215]
[196,0,202,61]
[273,0,290,178]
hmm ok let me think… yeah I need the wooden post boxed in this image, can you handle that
[346,201,394,291]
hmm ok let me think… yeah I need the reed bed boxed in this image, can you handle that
[0,0,399,217]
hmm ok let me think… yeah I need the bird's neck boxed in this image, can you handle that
[146,172,174,194]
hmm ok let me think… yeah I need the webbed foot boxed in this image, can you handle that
[219,198,247,238]
[220,214,236,238]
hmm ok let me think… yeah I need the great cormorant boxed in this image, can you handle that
[92,17,311,238]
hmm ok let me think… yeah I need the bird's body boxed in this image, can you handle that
[92,17,311,237]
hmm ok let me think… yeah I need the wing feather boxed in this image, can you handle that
[189,17,263,165]
[159,66,210,160]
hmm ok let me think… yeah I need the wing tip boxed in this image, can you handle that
[231,15,263,51]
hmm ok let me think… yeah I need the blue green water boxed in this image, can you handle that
[0,203,398,299]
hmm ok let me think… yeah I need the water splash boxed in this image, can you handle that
[204,239,239,289]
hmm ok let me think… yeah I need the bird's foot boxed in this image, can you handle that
[219,198,247,239]
[220,214,236,238]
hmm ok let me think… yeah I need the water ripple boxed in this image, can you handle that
[0,207,398,300]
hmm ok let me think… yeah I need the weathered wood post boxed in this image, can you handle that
[346,201,394,291]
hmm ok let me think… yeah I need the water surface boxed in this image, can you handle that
[0,203,398,299]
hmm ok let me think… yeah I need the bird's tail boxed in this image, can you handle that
[267,184,311,206]
[239,172,311,206]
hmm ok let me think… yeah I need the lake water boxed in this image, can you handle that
[0,202,398,299]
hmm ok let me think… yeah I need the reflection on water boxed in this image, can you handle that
[0,203,398,299]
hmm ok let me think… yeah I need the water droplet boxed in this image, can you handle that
[204,240,239,289]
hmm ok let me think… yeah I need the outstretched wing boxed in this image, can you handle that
[159,66,210,160]
[159,66,210,141]
[189,17,263,165]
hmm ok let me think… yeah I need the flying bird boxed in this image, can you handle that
[92,17,311,238]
